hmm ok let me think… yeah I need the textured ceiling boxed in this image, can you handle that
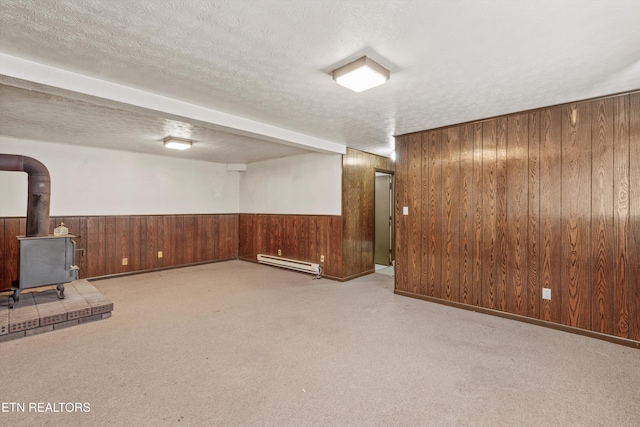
[0,84,309,163]
[1,0,639,160]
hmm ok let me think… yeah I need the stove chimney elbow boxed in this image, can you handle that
[0,154,51,237]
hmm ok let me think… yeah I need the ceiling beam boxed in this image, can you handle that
[0,53,346,155]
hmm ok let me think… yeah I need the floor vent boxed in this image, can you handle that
[257,254,322,278]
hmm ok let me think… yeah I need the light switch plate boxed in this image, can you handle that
[403,206,409,215]
[542,288,551,300]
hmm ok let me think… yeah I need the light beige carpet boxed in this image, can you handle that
[0,260,638,426]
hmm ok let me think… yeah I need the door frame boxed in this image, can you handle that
[373,168,395,266]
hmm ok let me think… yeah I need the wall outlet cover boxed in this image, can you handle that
[542,288,551,300]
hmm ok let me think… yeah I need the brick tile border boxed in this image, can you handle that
[1,280,112,342]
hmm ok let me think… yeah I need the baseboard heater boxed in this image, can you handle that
[257,254,322,279]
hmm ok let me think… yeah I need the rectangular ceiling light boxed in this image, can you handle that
[332,56,390,93]
[163,136,192,150]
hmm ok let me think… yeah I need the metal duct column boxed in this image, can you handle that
[0,154,51,237]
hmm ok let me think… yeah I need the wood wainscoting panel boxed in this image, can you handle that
[342,148,394,280]
[419,133,429,296]
[130,215,144,272]
[496,117,508,312]
[527,111,540,319]
[471,123,483,307]
[561,102,591,329]
[394,90,640,345]
[481,119,497,309]
[395,136,408,292]
[0,214,238,290]
[459,124,475,305]
[590,98,615,335]
[506,113,529,316]
[613,94,630,339]
[86,216,106,279]
[1,219,22,291]
[539,106,563,323]
[238,214,342,279]
[629,92,640,342]
[408,134,422,295]
[427,130,442,299]
[443,126,460,302]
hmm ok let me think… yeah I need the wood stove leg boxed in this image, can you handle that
[56,283,65,299]
[9,289,21,309]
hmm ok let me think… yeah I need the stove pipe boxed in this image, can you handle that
[0,154,51,237]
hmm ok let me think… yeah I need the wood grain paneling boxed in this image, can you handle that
[238,213,342,279]
[420,134,429,296]
[613,95,630,338]
[184,215,195,264]
[496,118,508,311]
[428,130,442,298]
[471,123,483,307]
[460,124,474,305]
[482,120,497,309]
[0,214,238,290]
[342,148,395,280]
[238,213,254,260]
[443,127,460,301]
[540,107,563,323]
[408,135,422,294]
[173,215,185,266]
[561,102,591,329]
[87,217,105,278]
[194,215,204,263]
[131,216,143,272]
[528,112,540,318]
[506,114,528,316]
[2,219,22,291]
[395,137,408,292]
[105,216,118,275]
[590,98,614,334]
[116,216,130,274]
[629,92,640,342]
[394,90,640,344]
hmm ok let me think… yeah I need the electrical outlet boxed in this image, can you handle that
[158,251,163,258]
[320,255,325,262]
[278,249,282,256]
[542,288,551,300]
[122,258,128,266]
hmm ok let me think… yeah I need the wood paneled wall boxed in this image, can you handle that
[0,214,238,291]
[395,91,640,343]
[342,149,395,279]
[238,149,394,281]
[238,214,343,279]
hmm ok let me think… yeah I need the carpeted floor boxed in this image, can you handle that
[0,260,638,426]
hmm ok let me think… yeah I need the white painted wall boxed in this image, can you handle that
[240,153,342,215]
[0,136,239,216]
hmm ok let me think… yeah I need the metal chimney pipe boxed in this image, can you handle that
[0,154,51,237]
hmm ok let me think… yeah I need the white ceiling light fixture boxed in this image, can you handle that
[332,56,390,93]
[163,136,192,150]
